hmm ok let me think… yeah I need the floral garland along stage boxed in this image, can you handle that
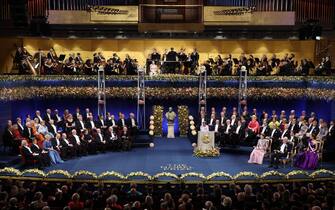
[0,168,334,182]
[0,87,334,101]
[1,75,335,83]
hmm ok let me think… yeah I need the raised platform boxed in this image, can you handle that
[0,137,334,183]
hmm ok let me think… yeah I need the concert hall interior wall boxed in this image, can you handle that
[0,38,316,74]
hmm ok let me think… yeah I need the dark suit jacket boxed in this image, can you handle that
[259,126,270,136]
[23,127,34,140]
[289,123,300,134]
[31,144,42,154]
[75,120,86,131]
[117,119,126,128]
[307,126,320,136]
[126,118,138,128]
[21,146,34,159]
[95,119,106,129]
[3,127,14,146]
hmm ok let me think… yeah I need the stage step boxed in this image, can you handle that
[134,132,152,148]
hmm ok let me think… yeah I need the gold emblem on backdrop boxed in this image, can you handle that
[202,134,210,144]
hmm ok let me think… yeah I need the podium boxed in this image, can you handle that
[197,131,215,151]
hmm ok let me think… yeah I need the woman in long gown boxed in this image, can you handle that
[295,136,319,170]
[42,134,64,165]
[248,135,269,164]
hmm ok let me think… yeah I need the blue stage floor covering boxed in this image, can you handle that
[45,137,335,176]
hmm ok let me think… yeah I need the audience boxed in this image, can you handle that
[0,179,333,210]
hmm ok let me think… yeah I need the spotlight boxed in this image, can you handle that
[315,36,321,40]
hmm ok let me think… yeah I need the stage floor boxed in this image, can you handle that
[44,137,335,176]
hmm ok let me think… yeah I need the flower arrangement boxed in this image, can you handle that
[178,106,189,136]
[188,115,197,136]
[309,169,335,178]
[0,87,334,101]
[46,170,72,178]
[259,170,286,179]
[234,172,259,179]
[98,171,126,180]
[180,172,206,180]
[0,167,21,176]
[1,75,335,83]
[21,169,45,177]
[286,170,310,179]
[193,147,220,157]
[207,172,233,180]
[153,172,179,180]
[72,170,98,179]
[152,106,163,136]
[126,171,151,180]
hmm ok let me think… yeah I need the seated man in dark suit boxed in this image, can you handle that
[69,129,87,156]
[75,115,86,134]
[119,126,132,151]
[48,120,58,137]
[81,129,96,154]
[30,139,51,167]
[126,113,138,137]
[222,119,232,146]
[231,120,245,147]
[20,140,45,169]
[51,133,66,159]
[117,113,127,130]
[105,126,120,151]
[269,137,291,169]
[96,115,107,131]
[94,128,107,153]
[3,120,14,153]
[60,133,75,158]
[210,119,222,146]
[23,121,35,143]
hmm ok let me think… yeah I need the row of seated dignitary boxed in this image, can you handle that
[3,109,139,162]
[197,106,334,149]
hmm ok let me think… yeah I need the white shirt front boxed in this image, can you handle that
[24,146,33,154]
[90,121,95,128]
[236,125,241,134]
[98,133,103,142]
[280,143,287,153]
[271,129,276,138]
[200,125,209,132]
[225,125,230,134]
[131,119,135,127]
[74,135,81,145]
[281,129,288,138]
[214,124,219,132]
[261,126,267,134]
[329,125,334,133]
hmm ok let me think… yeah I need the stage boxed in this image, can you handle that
[41,137,335,178]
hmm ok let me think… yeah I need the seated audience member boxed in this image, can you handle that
[60,133,75,158]
[269,137,290,169]
[211,119,222,146]
[248,134,270,164]
[222,119,232,146]
[120,126,132,151]
[105,126,120,151]
[231,120,245,146]
[127,112,138,137]
[31,138,51,167]
[47,120,58,137]
[246,115,260,144]
[68,193,84,210]
[295,134,319,170]
[81,129,96,154]
[69,129,86,156]
[96,115,107,130]
[20,140,45,168]
[43,134,64,165]
[94,128,106,153]
[75,115,86,133]
[200,121,209,132]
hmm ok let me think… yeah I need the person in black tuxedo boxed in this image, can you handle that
[44,109,52,125]
[259,119,270,137]
[30,139,51,167]
[23,122,35,143]
[106,113,117,129]
[166,47,178,73]
[51,133,67,159]
[268,124,282,152]
[16,117,25,135]
[94,128,106,153]
[211,119,223,146]
[222,119,232,146]
[105,126,120,151]
[150,48,161,63]
[208,113,216,129]
[75,115,86,134]
[280,123,290,140]
[120,126,132,151]
[96,115,107,131]
[60,133,75,158]
[85,115,96,131]
[231,120,245,146]
[48,120,58,137]
[52,109,63,128]
[20,140,45,169]
[2,120,14,153]
[69,129,86,156]
[269,137,291,169]
[289,118,299,134]
[81,129,96,154]
[117,113,127,130]
[127,113,138,137]
[190,48,199,74]
[307,120,320,136]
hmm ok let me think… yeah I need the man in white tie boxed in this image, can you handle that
[70,129,86,156]
[75,115,86,133]
[269,137,290,169]
[60,133,74,158]
[21,140,44,168]
[95,128,106,153]
[127,113,138,137]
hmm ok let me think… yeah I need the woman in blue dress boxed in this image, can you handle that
[43,134,64,165]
